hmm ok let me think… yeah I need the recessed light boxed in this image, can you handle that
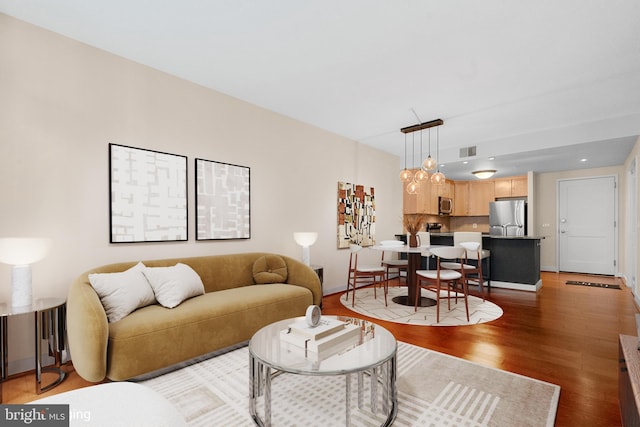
[488,157,495,161]
[463,161,469,164]
[580,158,588,162]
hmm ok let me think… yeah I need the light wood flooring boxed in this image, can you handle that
[2,271,637,426]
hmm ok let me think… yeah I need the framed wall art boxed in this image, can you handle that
[195,158,250,240]
[337,181,376,248]
[109,143,188,243]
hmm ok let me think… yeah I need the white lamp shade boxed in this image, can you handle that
[0,238,52,265]
[293,232,318,248]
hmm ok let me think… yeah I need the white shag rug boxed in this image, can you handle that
[141,342,559,426]
[340,286,503,326]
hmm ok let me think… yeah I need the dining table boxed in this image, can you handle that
[372,243,443,307]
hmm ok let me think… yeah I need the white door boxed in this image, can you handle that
[558,176,616,275]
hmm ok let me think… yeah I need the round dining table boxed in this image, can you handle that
[372,244,442,307]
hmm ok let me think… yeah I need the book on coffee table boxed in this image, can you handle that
[280,323,361,356]
[287,317,346,341]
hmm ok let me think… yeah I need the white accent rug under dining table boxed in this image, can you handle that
[141,341,559,426]
[341,286,503,326]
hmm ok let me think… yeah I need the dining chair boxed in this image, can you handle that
[452,231,490,287]
[440,241,485,301]
[415,246,468,323]
[346,244,387,307]
[381,250,408,291]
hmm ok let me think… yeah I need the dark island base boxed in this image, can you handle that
[392,295,437,307]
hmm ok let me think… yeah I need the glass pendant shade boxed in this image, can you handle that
[414,169,429,182]
[406,180,419,194]
[399,168,413,182]
[431,171,445,184]
[422,156,437,171]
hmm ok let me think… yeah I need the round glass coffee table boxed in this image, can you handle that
[249,315,397,426]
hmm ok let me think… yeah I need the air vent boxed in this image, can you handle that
[459,146,477,158]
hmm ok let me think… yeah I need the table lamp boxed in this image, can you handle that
[0,237,52,307]
[293,232,318,266]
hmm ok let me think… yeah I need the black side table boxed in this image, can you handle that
[310,265,324,308]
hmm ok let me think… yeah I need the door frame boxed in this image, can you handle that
[626,158,638,293]
[555,174,619,275]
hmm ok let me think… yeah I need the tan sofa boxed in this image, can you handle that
[67,252,322,382]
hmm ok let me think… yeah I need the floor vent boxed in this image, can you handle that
[460,146,477,158]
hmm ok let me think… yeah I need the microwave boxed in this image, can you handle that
[438,197,452,215]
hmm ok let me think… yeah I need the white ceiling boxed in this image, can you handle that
[2,0,639,180]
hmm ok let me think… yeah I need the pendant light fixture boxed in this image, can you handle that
[399,133,413,182]
[430,126,446,185]
[422,128,437,171]
[406,134,420,194]
[399,116,444,193]
[414,130,429,182]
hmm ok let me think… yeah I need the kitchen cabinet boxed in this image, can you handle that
[429,179,453,214]
[468,180,495,215]
[402,171,432,214]
[403,173,452,215]
[494,175,527,198]
[453,181,469,216]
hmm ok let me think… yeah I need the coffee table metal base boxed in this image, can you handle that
[249,355,397,427]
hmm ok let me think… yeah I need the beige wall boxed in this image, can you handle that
[0,15,403,372]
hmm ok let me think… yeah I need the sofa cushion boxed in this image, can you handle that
[88,262,156,323]
[252,255,288,284]
[142,263,205,308]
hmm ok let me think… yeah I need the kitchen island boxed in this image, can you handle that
[397,233,544,291]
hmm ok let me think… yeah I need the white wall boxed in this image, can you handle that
[0,14,403,373]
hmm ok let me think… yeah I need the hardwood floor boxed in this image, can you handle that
[323,271,637,427]
[3,271,637,426]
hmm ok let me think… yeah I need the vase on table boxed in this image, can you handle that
[408,233,419,248]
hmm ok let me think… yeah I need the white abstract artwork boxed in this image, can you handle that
[196,158,250,240]
[110,144,188,242]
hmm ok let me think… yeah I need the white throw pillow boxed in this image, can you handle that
[89,262,156,323]
[142,263,205,308]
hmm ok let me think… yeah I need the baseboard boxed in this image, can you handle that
[490,279,542,292]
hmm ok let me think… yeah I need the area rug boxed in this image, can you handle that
[141,342,559,426]
[340,286,503,326]
[566,280,621,289]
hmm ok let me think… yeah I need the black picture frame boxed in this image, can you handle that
[109,143,188,243]
[195,158,251,240]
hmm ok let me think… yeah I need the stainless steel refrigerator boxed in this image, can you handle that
[489,200,526,236]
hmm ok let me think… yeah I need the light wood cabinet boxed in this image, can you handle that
[402,171,433,214]
[494,176,527,198]
[404,174,525,217]
[468,180,495,215]
[453,181,469,216]
[429,179,453,214]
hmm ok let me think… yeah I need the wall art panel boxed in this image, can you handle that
[337,181,375,248]
[109,144,188,243]
[196,158,250,240]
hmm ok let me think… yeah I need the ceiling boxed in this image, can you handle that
[2,1,639,180]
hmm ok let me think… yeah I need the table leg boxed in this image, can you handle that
[392,252,436,307]
[345,373,351,427]
[35,306,67,394]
